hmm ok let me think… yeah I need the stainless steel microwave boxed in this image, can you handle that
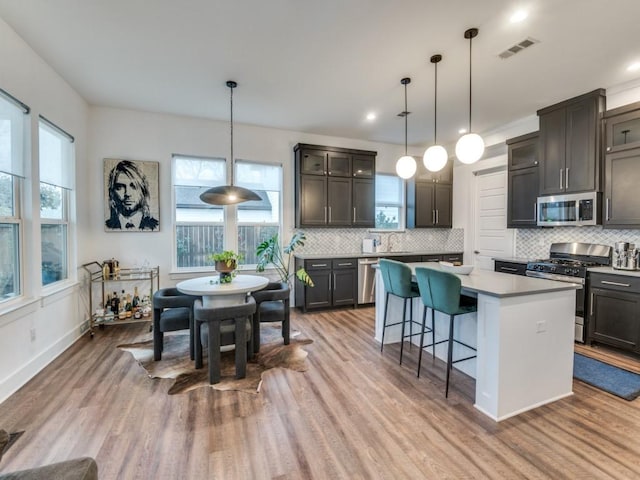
[537,192,601,226]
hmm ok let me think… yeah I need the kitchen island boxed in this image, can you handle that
[375,262,580,421]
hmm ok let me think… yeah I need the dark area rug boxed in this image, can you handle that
[118,324,312,395]
[574,353,640,400]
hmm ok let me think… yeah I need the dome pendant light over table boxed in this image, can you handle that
[395,77,417,179]
[423,54,448,172]
[199,80,261,206]
[455,28,485,165]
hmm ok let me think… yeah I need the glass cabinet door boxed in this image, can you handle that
[606,108,640,153]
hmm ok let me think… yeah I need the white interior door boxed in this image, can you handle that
[472,168,514,270]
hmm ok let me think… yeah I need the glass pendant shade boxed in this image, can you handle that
[423,145,448,172]
[455,28,484,166]
[455,132,485,164]
[396,155,417,179]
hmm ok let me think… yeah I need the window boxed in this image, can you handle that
[0,90,28,302]
[173,155,225,269]
[375,174,404,230]
[39,118,74,286]
[235,161,282,265]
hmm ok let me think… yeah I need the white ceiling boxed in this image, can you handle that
[1,0,639,148]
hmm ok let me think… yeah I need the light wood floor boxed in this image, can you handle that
[2,307,640,479]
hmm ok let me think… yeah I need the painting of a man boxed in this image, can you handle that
[104,159,159,231]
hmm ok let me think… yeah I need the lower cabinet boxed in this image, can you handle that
[295,258,357,312]
[587,273,640,352]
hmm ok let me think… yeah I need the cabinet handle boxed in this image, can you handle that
[332,273,336,291]
[328,206,332,223]
[565,167,569,189]
[311,263,328,268]
[337,262,352,266]
[559,168,563,190]
[590,292,594,316]
[534,202,537,221]
[436,210,439,224]
[353,207,356,222]
[501,267,518,272]
[601,280,631,287]
[432,210,436,224]
[324,206,327,223]
[606,198,610,221]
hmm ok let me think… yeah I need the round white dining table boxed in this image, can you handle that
[176,274,269,308]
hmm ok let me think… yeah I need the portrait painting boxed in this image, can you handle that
[103,158,160,232]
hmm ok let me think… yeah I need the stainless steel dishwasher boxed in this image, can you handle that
[358,258,378,304]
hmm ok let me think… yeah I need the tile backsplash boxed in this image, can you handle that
[295,228,464,255]
[516,226,640,259]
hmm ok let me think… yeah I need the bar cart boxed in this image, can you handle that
[82,261,159,337]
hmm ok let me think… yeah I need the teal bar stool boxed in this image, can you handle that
[414,267,478,397]
[378,258,421,365]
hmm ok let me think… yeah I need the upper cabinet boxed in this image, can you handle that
[605,101,640,154]
[603,102,640,228]
[506,132,539,228]
[407,157,453,228]
[537,89,605,196]
[294,144,376,228]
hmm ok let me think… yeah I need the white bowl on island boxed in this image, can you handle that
[439,261,474,275]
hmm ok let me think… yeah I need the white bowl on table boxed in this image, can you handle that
[439,261,474,275]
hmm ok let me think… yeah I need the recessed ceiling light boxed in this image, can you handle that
[458,128,467,135]
[510,9,528,23]
[627,62,640,72]
[366,112,377,121]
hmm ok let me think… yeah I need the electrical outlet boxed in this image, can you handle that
[536,320,546,333]
[30,327,36,342]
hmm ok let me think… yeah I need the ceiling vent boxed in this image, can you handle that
[498,37,539,59]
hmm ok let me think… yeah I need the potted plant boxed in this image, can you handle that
[209,250,244,283]
[256,232,314,287]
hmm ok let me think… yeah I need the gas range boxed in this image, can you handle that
[525,259,594,284]
[524,242,612,344]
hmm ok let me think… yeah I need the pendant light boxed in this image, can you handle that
[455,28,485,165]
[199,80,261,205]
[423,54,448,172]
[395,77,417,179]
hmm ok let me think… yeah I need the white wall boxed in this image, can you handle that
[0,17,89,402]
[86,106,421,286]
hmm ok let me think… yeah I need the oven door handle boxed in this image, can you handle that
[525,270,585,285]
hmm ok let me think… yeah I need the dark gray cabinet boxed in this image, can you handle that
[407,158,453,229]
[494,260,527,276]
[507,132,539,228]
[604,148,640,228]
[295,144,376,228]
[605,101,640,154]
[603,102,640,228]
[588,272,640,353]
[295,257,357,311]
[538,89,605,196]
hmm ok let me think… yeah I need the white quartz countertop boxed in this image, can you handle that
[588,266,640,277]
[295,250,462,260]
[403,262,580,298]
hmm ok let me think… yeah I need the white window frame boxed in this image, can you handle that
[0,173,22,303]
[172,154,226,273]
[234,160,283,268]
[38,118,74,288]
[372,173,406,231]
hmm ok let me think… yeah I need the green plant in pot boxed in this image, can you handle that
[209,250,244,283]
[256,232,314,287]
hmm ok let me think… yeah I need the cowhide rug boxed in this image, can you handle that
[117,324,312,395]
